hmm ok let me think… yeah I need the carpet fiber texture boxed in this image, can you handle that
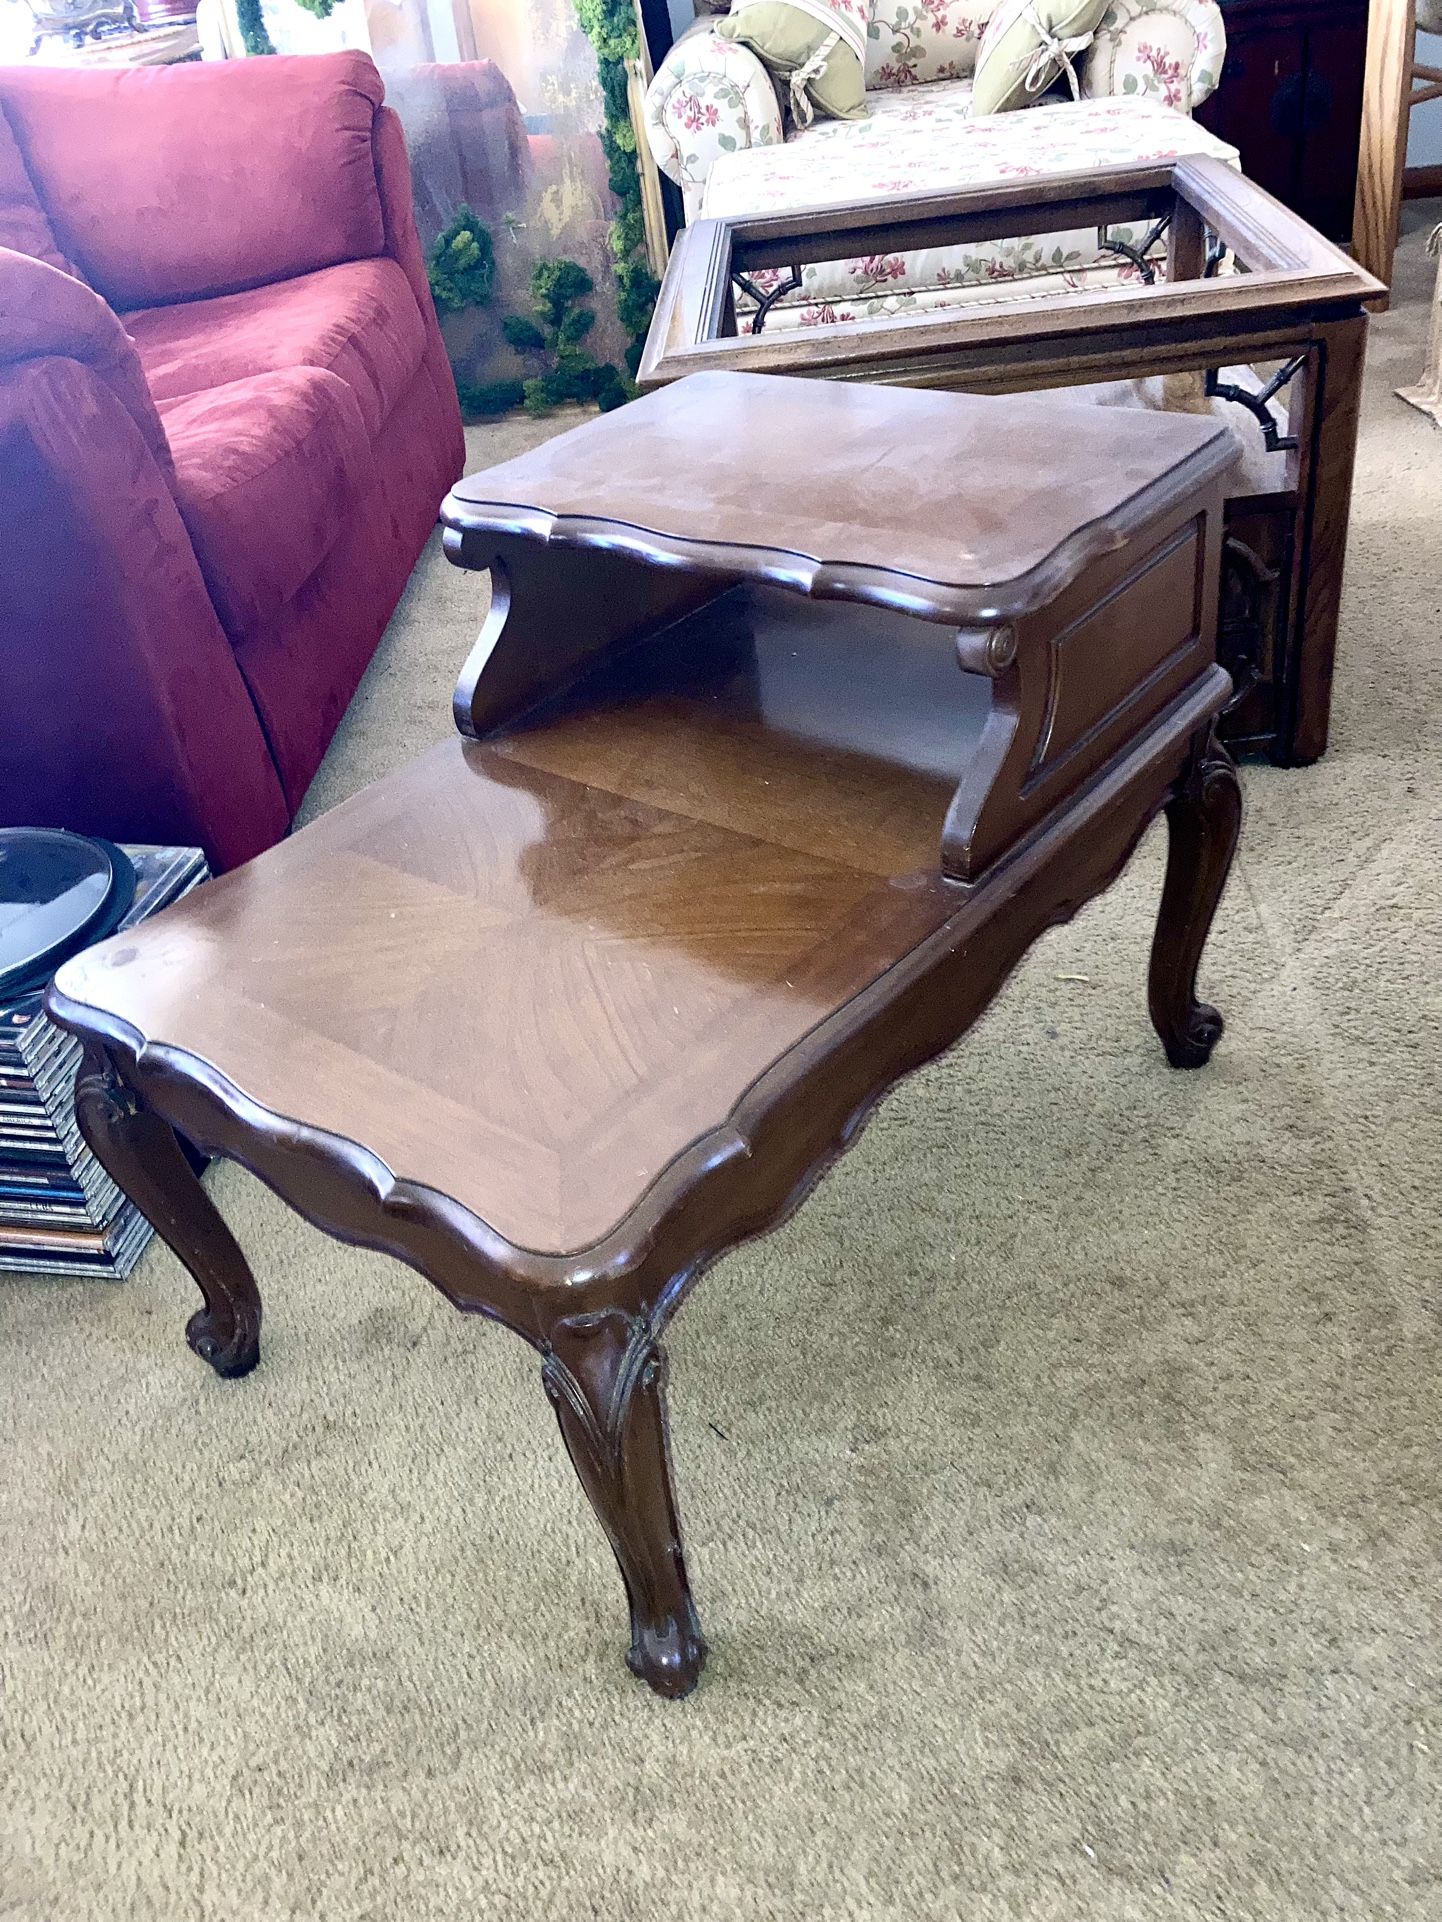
[3,215,1440,1922]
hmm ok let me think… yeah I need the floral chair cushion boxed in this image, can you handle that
[748,256,1165,328]
[1080,0,1225,110]
[863,0,998,88]
[701,89,1239,325]
[702,86,1237,217]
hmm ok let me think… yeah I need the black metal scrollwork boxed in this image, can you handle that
[733,266,804,335]
[1205,355,1306,453]
[1097,211,1172,285]
[1217,534,1283,714]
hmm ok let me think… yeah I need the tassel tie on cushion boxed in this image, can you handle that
[788,29,841,126]
[1020,2,1093,99]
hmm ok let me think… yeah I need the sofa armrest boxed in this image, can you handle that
[644,27,784,210]
[0,353,289,868]
[0,249,173,480]
[1081,0,1226,112]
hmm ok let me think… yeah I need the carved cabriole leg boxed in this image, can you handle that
[73,1045,262,1378]
[542,1307,705,1699]
[1147,729,1243,1069]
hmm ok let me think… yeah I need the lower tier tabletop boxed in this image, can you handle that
[52,585,1006,1259]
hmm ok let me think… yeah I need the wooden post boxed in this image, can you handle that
[1355,0,1417,297]
[1287,316,1368,761]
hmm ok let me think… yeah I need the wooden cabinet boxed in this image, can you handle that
[1197,0,1370,241]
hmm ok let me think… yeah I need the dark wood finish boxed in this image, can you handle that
[1198,0,1370,245]
[1284,313,1366,758]
[49,375,1245,1699]
[72,1046,261,1377]
[544,1311,704,1694]
[640,157,1381,766]
[1148,729,1245,1066]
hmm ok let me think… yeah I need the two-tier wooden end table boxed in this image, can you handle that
[48,373,1244,1700]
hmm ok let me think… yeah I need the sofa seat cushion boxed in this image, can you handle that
[158,365,370,639]
[704,87,1237,214]
[705,89,1238,322]
[126,256,427,444]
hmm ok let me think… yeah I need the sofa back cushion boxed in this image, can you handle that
[0,101,74,274]
[971,0,1109,112]
[0,53,388,312]
[721,0,871,122]
[864,0,999,88]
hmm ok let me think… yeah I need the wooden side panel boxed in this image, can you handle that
[1285,314,1367,760]
[448,536,730,740]
[1198,23,1305,217]
[944,487,1225,882]
[1029,519,1206,787]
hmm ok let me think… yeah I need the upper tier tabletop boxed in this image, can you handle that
[444,372,1235,621]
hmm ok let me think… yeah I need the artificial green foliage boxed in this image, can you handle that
[429,0,663,425]
[506,257,632,417]
[290,0,338,13]
[455,377,527,416]
[234,0,276,55]
[571,0,662,373]
[501,315,546,352]
[531,258,595,325]
[556,306,595,349]
[427,208,497,313]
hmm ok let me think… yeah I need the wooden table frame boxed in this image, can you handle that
[640,155,1383,765]
[47,376,1246,1702]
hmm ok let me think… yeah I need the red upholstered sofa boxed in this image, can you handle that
[0,52,464,871]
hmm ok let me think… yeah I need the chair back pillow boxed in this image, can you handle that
[720,0,870,123]
[971,0,1110,114]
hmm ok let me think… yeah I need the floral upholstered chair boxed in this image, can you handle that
[643,0,1233,329]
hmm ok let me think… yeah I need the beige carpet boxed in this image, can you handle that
[4,214,1440,1922]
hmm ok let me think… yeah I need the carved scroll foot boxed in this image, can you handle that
[73,1046,262,1377]
[542,1309,706,1700]
[1148,730,1243,1070]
